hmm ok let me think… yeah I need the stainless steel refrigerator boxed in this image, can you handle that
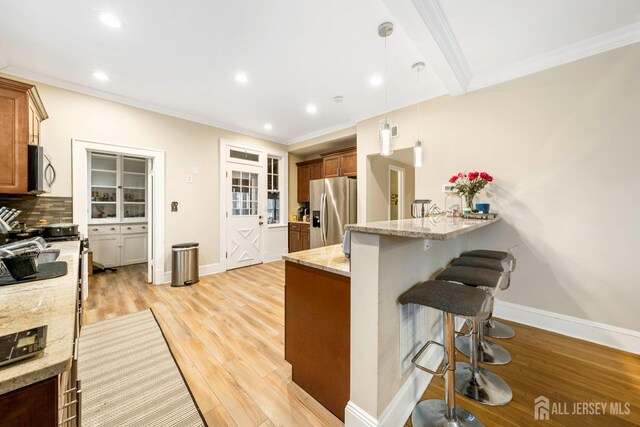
[310,177,357,248]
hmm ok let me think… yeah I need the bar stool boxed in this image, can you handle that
[435,266,512,406]
[398,280,491,426]
[459,250,517,339]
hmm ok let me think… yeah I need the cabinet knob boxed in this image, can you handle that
[142,226,146,229]
[110,227,116,230]
[127,227,132,230]
[92,228,98,231]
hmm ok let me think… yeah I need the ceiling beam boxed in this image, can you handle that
[382,0,471,95]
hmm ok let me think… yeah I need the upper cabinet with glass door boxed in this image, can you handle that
[122,156,147,221]
[89,153,147,224]
[90,153,119,222]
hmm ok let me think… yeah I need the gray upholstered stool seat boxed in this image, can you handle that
[435,265,513,406]
[398,280,491,319]
[461,249,509,260]
[398,280,488,426]
[453,256,516,339]
[451,256,506,272]
[436,266,502,289]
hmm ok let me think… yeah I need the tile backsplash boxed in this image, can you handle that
[0,195,73,225]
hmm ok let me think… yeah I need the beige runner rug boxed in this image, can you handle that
[79,309,206,426]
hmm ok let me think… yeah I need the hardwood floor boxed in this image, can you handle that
[406,319,640,427]
[84,262,342,427]
[86,263,640,427]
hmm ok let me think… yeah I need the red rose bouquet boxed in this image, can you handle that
[448,171,493,210]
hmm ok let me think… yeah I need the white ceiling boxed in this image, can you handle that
[1,0,638,144]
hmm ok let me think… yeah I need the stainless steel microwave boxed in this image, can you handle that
[28,145,49,194]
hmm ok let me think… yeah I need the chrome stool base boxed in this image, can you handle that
[484,319,515,339]
[456,336,511,365]
[412,399,484,427]
[454,362,512,406]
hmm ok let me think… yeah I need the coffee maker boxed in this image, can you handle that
[297,206,309,221]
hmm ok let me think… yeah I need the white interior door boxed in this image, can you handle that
[227,162,263,269]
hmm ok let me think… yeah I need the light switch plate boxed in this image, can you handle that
[186,175,193,183]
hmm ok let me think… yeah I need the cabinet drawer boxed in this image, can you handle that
[121,224,148,234]
[300,223,310,232]
[290,223,301,231]
[88,225,120,235]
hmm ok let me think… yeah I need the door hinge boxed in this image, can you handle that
[226,171,228,178]
[226,212,228,218]
[225,252,227,259]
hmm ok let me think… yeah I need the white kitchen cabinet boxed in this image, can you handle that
[121,233,147,265]
[89,223,147,267]
[90,234,121,268]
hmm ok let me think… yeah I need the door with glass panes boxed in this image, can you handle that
[227,163,263,269]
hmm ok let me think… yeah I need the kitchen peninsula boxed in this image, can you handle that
[344,215,500,426]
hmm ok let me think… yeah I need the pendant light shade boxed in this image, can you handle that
[378,22,394,156]
[380,121,392,156]
[414,140,423,167]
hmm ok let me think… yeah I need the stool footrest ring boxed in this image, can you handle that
[411,340,449,377]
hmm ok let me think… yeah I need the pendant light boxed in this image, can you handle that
[378,22,393,156]
[412,61,425,167]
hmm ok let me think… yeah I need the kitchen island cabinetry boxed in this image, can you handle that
[0,77,48,194]
[283,245,350,421]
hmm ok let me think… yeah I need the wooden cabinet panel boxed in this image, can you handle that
[0,77,47,194]
[90,234,121,267]
[289,223,301,253]
[0,377,58,427]
[310,161,323,181]
[300,224,310,251]
[121,233,148,265]
[340,149,357,177]
[285,261,350,421]
[297,164,310,203]
[322,155,340,178]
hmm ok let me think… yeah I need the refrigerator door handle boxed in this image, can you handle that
[321,193,327,245]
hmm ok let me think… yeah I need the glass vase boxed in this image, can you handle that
[465,194,475,211]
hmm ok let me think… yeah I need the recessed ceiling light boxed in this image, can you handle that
[370,75,383,86]
[100,13,122,29]
[91,71,109,81]
[306,104,317,114]
[264,123,273,130]
[235,73,248,84]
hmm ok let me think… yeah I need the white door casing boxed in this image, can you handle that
[226,162,263,269]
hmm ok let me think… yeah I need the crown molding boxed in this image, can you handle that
[412,0,471,92]
[468,21,640,91]
[1,66,288,145]
[285,121,357,145]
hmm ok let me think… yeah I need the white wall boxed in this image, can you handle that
[356,44,640,331]
[2,74,287,272]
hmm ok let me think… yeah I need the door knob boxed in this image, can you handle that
[259,221,264,225]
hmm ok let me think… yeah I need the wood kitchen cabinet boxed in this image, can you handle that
[289,222,310,253]
[296,158,323,203]
[0,77,48,194]
[321,147,357,178]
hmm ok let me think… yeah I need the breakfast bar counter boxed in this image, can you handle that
[344,215,501,427]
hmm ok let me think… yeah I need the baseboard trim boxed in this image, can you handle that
[161,263,224,284]
[494,300,640,354]
[345,318,465,427]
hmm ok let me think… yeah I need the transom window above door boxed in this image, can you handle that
[231,171,258,216]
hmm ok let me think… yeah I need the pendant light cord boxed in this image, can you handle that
[384,35,388,123]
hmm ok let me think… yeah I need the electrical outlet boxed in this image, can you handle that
[186,175,193,183]
[192,167,199,175]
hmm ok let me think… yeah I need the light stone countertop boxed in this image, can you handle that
[282,244,350,277]
[345,215,500,240]
[0,241,80,394]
